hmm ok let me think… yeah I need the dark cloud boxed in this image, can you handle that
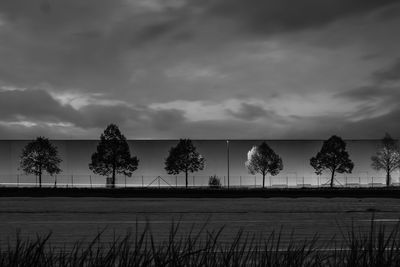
[0,0,132,91]
[227,103,272,120]
[0,0,119,27]
[39,0,52,14]
[150,109,186,131]
[71,30,103,40]
[373,58,400,82]
[0,0,399,139]
[330,58,400,138]
[166,119,272,139]
[0,89,80,123]
[341,108,400,138]
[0,123,73,139]
[0,88,153,133]
[0,87,192,138]
[136,22,174,42]
[336,86,384,101]
[377,3,400,21]
[133,19,183,45]
[78,104,141,129]
[335,57,400,102]
[275,110,400,140]
[361,53,382,61]
[206,0,397,34]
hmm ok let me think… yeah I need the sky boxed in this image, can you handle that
[0,0,400,139]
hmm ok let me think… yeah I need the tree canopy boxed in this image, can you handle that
[89,124,139,188]
[310,135,354,187]
[20,136,62,187]
[165,139,205,188]
[371,133,400,186]
[245,141,283,188]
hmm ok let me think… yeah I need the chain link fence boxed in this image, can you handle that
[0,173,395,188]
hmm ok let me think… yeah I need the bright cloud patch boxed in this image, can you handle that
[49,91,131,110]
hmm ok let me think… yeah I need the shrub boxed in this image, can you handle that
[208,175,221,188]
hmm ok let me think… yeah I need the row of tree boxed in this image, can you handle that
[246,134,400,188]
[18,124,400,188]
[19,124,204,188]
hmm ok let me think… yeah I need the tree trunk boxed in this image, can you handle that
[185,171,188,188]
[262,173,265,188]
[38,165,42,188]
[386,168,391,187]
[330,170,335,188]
[112,166,116,189]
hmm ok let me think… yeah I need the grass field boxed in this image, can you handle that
[1,197,399,249]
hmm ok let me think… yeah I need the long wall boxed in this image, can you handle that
[0,140,394,186]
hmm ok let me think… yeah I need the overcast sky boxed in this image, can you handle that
[0,0,399,139]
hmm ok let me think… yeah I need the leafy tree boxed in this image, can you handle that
[245,142,283,188]
[20,137,62,188]
[89,124,139,188]
[165,139,205,188]
[310,135,354,187]
[371,133,400,186]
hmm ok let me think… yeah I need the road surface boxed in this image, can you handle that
[0,197,399,248]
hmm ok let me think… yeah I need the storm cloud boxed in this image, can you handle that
[0,0,399,139]
[207,0,398,34]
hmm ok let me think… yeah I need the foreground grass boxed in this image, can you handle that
[1,219,400,266]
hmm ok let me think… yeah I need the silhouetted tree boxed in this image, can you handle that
[89,124,139,188]
[371,133,400,186]
[20,137,62,188]
[165,139,205,188]
[245,142,283,188]
[310,135,354,187]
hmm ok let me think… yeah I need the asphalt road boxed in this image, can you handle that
[0,197,400,248]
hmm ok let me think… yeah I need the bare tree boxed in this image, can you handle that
[371,133,400,186]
